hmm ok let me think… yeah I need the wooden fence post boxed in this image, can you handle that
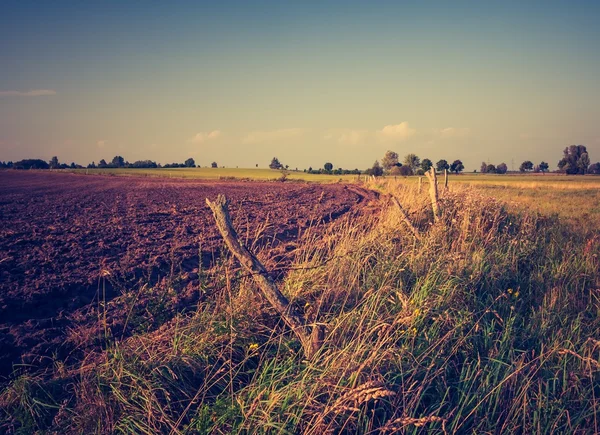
[206,194,322,359]
[424,168,440,222]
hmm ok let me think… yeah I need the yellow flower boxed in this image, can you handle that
[507,288,513,294]
[248,343,259,351]
[513,291,520,298]
[413,308,421,316]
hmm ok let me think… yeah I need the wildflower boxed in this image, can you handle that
[513,291,520,298]
[248,343,259,351]
[507,288,513,294]
[413,308,421,316]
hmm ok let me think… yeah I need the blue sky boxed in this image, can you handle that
[1,1,599,169]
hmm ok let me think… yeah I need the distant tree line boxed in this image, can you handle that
[364,151,464,177]
[3,145,600,175]
[88,156,196,169]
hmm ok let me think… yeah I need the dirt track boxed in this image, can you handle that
[0,171,375,379]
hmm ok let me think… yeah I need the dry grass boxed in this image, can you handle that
[1,181,599,434]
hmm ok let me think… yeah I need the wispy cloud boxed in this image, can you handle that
[190,130,221,144]
[376,122,416,142]
[0,89,57,97]
[324,129,369,145]
[242,128,306,145]
[435,127,471,138]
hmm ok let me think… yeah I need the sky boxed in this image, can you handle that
[1,1,599,171]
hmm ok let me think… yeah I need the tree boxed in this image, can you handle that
[98,159,108,168]
[111,156,125,168]
[588,162,600,174]
[269,157,283,170]
[403,154,420,173]
[558,145,589,175]
[450,160,464,174]
[49,156,60,169]
[13,159,50,169]
[324,162,333,172]
[421,158,433,173]
[398,165,413,176]
[539,161,549,173]
[496,163,508,174]
[436,159,449,172]
[480,162,488,173]
[486,164,496,174]
[519,161,534,172]
[578,153,590,174]
[211,161,218,168]
[389,166,402,176]
[365,160,383,177]
[381,150,399,171]
[184,158,196,167]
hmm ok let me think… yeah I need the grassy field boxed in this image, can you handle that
[68,167,360,182]
[1,172,599,433]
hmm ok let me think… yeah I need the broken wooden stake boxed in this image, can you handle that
[424,167,441,222]
[391,197,421,240]
[206,194,322,360]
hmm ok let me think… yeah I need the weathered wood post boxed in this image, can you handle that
[391,197,421,240]
[206,194,322,359]
[418,176,422,194]
[424,167,440,222]
[444,169,449,190]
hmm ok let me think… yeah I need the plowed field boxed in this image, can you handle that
[0,171,375,379]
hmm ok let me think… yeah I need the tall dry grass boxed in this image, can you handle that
[1,183,599,434]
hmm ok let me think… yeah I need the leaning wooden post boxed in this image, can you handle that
[206,194,322,359]
[444,169,449,190]
[424,167,440,222]
[418,176,422,194]
[391,197,421,240]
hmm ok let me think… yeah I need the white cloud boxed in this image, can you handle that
[190,130,221,144]
[242,128,306,145]
[376,122,416,142]
[324,129,369,145]
[435,127,471,138]
[0,89,57,97]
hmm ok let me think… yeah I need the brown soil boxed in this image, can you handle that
[0,171,376,380]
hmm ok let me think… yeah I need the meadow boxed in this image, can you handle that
[1,170,599,434]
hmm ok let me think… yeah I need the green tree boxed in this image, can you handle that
[486,164,496,174]
[324,162,333,172]
[269,157,283,169]
[403,154,420,173]
[365,160,383,177]
[211,161,218,168]
[539,161,549,173]
[184,158,195,167]
[49,156,60,169]
[558,145,589,175]
[496,163,508,174]
[436,159,449,172]
[450,160,464,174]
[480,162,488,173]
[381,150,399,171]
[421,158,433,173]
[111,156,125,168]
[519,160,534,172]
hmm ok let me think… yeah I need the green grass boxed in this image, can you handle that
[67,167,360,182]
[1,179,599,434]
